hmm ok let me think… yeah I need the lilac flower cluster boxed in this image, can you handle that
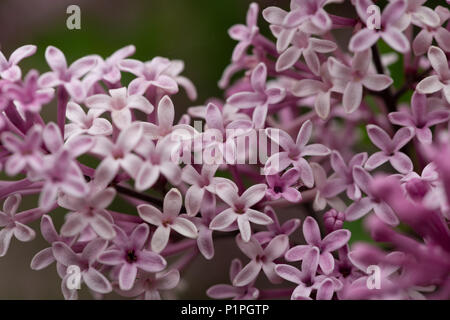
[0,0,450,300]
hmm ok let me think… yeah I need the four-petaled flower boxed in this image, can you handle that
[39,46,98,102]
[98,224,167,290]
[389,92,449,144]
[209,183,272,242]
[233,234,289,286]
[0,45,36,81]
[345,166,399,225]
[364,124,414,173]
[350,0,410,53]
[275,246,342,300]
[227,63,285,128]
[266,168,302,202]
[329,50,393,113]
[229,3,259,62]
[207,258,260,300]
[265,120,330,187]
[138,188,198,253]
[0,194,36,256]
[285,216,350,275]
[86,86,154,130]
[52,238,112,299]
[64,101,113,140]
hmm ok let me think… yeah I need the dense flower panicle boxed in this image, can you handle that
[0,0,450,300]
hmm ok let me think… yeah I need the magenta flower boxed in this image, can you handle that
[38,46,98,102]
[1,125,44,175]
[98,224,167,290]
[285,216,350,275]
[416,46,450,104]
[119,56,178,96]
[330,151,368,200]
[53,239,112,299]
[86,86,154,130]
[57,183,116,240]
[349,0,409,53]
[364,124,414,173]
[0,194,36,256]
[0,45,36,82]
[138,188,198,253]
[275,247,342,300]
[233,234,289,286]
[207,258,260,300]
[227,63,285,128]
[64,101,113,140]
[209,183,272,242]
[329,50,393,113]
[3,70,54,113]
[345,166,399,225]
[264,120,330,187]
[266,168,302,202]
[229,3,259,62]
[389,92,450,144]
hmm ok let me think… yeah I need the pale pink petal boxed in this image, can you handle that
[45,46,67,72]
[241,184,267,207]
[157,95,175,131]
[119,263,138,290]
[276,47,302,71]
[247,209,273,225]
[172,217,198,238]
[83,268,112,294]
[390,151,413,173]
[233,260,262,286]
[303,216,321,247]
[362,74,393,91]
[185,185,205,217]
[365,151,389,171]
[416,76,443,94]
[209,208,237,230]
[151,225,171,253]
[345,197,374,221]
[349,28,379,52]
[366,124,392,152]
[237,215,251,241]
[343,81,363,113]
[413,30,432,56]
[9,45,36,64]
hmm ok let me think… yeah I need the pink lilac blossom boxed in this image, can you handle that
[0,0,449,300]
